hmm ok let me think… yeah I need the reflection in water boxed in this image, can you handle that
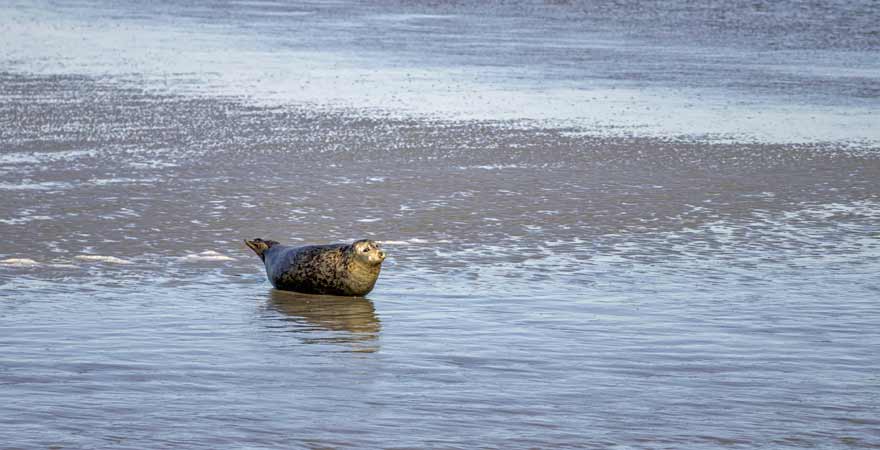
[266,290,381,351]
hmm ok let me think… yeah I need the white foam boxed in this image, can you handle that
[74,255,133,264]
[373,13,457,21]
[0,181,71,191]
[0,258,75,268]
[0,258,40,267]
[180,250,235,262]
[89,177,159,186]
[0,149,96,166]
[378,238,450,246]
[0,215,53,225]
[457,164,524,171]
[0,154,40,165]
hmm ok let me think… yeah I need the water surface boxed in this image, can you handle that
[2,1,880,448]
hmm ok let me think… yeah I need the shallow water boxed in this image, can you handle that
[2,1,880,448]
[2,0,879,142]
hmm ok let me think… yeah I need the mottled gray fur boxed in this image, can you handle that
[245,238,385,296]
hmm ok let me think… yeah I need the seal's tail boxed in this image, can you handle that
[244,238,279,261]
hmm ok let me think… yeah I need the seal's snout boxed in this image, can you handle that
[352,239,386,266]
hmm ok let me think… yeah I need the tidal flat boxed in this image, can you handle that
[2,0,879,448]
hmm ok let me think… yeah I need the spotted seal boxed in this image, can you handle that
[245,238,386,296]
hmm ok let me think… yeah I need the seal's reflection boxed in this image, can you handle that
[267,290,380,351]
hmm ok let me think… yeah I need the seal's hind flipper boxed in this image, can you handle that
[244,238,278,260]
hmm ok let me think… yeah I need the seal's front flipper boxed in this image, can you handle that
[244,238,278,260]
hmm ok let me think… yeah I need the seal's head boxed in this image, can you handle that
[244,238,280,261]
[350,239,386,266]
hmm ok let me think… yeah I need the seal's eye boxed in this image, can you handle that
[362,247,369,252]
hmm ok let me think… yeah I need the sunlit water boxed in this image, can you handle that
[2,1,880,448]
[2,0,878,142]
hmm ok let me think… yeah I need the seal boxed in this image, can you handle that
[245,238,386,296]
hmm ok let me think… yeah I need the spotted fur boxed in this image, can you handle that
[245,239,385,296]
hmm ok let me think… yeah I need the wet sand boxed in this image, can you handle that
[2,0,880,448]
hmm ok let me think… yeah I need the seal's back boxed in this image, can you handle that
[245,239,385,296]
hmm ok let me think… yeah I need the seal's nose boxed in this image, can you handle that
[378,251,386,260]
